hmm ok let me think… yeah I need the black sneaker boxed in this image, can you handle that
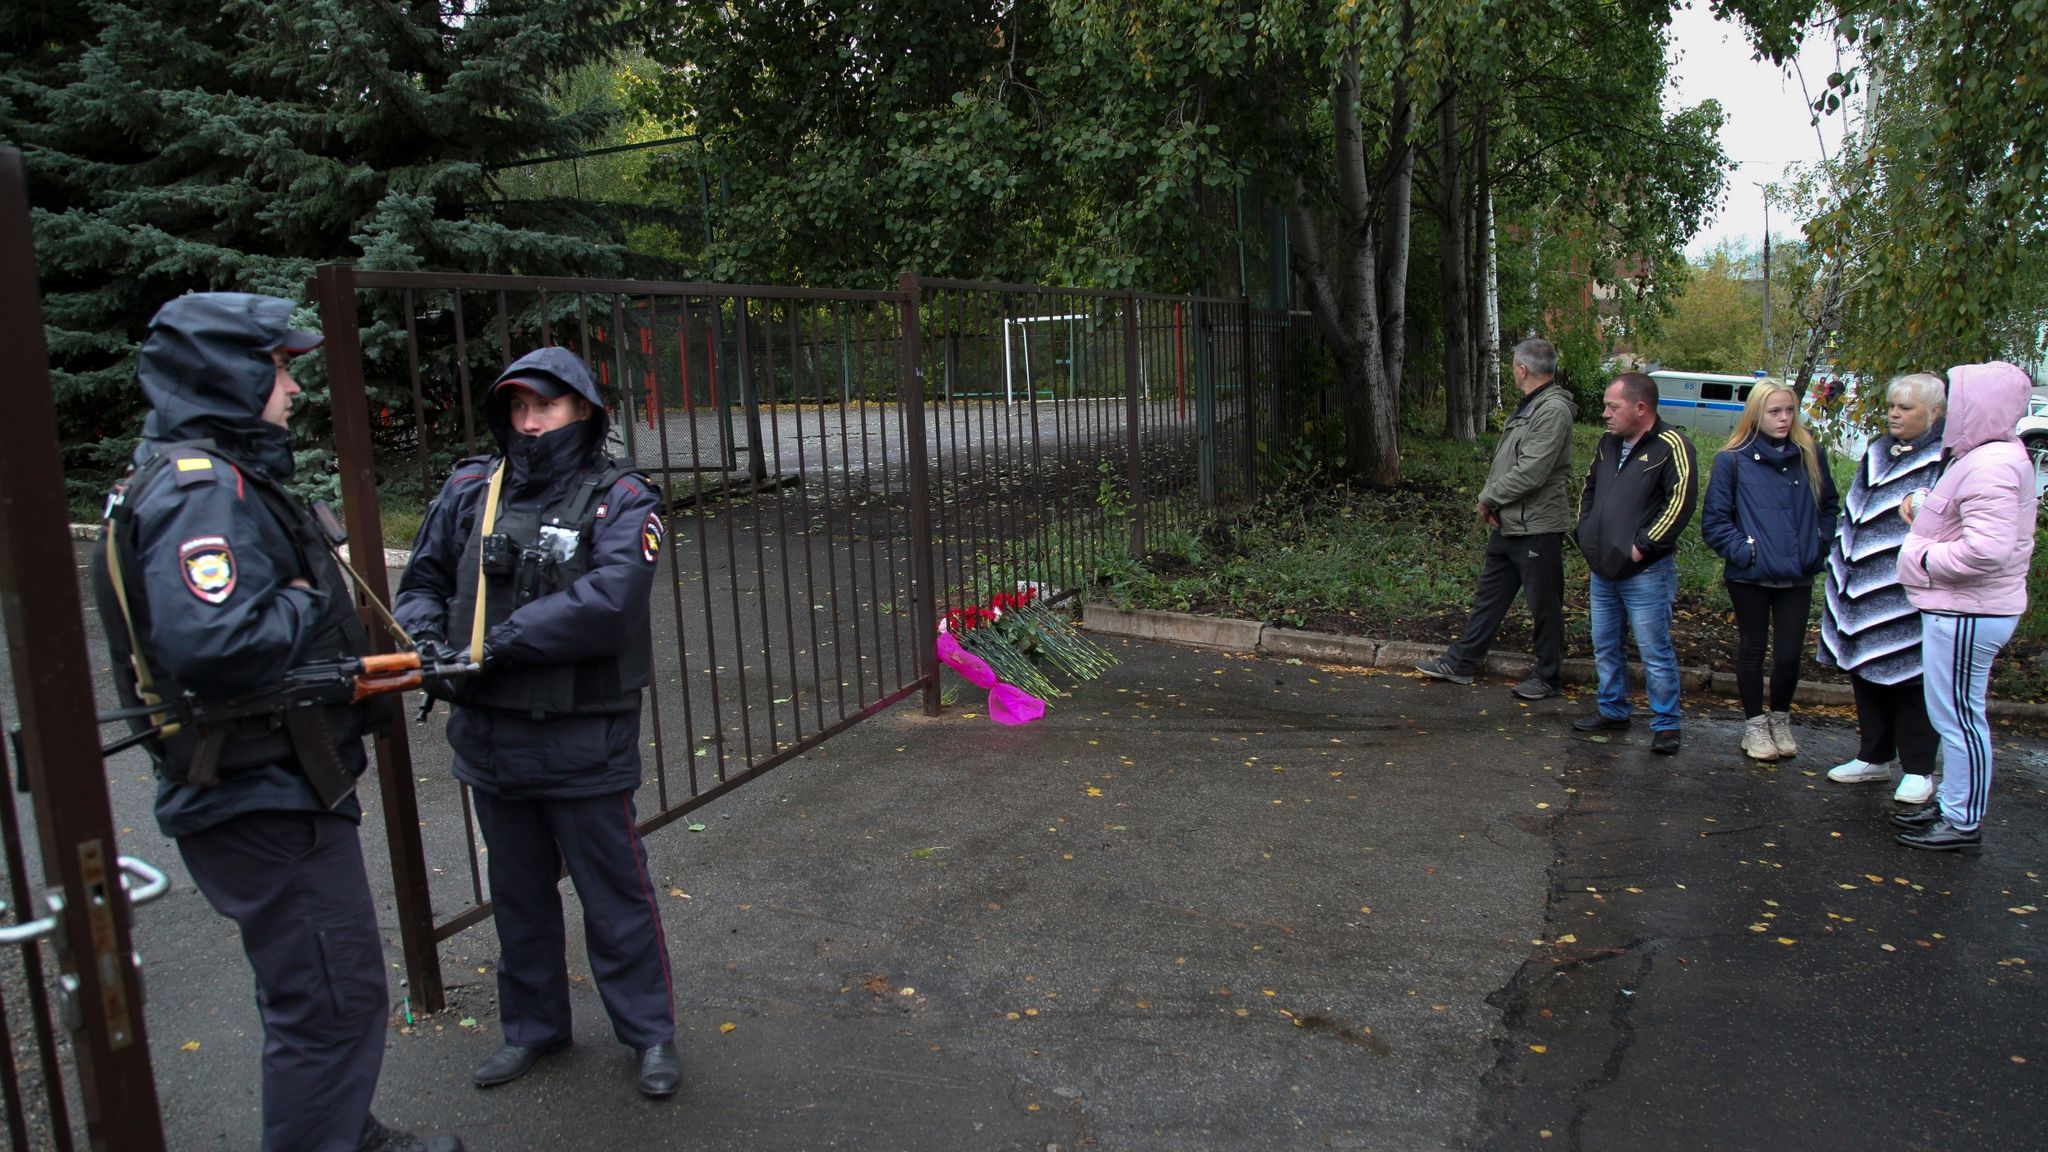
[1511,677,1561,700]
[1650,729,1682,755]
[1413,656,1474,685]
[1572,712,1631,732]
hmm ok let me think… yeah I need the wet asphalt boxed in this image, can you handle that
[6,548,2047,1149]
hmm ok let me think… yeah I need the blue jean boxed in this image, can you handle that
[1922,612,2017,832]
[1590,554,1682,731]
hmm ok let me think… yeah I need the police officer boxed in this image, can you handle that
[394,347,679,1098]
[92,294,462,1152]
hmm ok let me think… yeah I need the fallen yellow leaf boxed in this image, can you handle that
[718,1022,737,1034]
[1529,1044,1548,1054]
[181,1041,200,1052]
[1777,937,1797,945]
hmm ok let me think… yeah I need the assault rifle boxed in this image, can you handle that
[99,649,479,808]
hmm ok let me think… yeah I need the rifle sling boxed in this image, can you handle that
[469,461,507,662]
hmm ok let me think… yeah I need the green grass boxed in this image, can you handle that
[1107,425,2048,703]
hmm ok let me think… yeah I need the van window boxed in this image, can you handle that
[1738,385,1753,401]
[1701,383,1735,401]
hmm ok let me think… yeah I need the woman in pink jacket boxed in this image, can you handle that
[1892,361,2039,854]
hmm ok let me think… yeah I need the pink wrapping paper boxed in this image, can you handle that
[936,632,1046,725]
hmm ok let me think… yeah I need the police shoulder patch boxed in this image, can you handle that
[640,511,665,563]
[179,536,236,604]
[170,452,219,487]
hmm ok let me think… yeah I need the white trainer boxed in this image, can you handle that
[1826,758,1898,783]
[1893,773,1934,805]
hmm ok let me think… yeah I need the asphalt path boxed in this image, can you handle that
[3,550,2045,1150]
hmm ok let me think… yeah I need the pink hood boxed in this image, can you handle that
[1941,361,2030,455]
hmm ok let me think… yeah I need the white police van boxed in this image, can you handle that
[1648,370,1758,439]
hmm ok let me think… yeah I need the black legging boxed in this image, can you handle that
[1726,581,1812,717]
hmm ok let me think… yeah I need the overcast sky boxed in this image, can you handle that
[1665,6,1855,258]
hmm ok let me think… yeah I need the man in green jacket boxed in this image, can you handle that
[1416,338,1577,699]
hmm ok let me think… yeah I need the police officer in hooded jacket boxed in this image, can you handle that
[393,346,679,1098]
[92,293,462,1152]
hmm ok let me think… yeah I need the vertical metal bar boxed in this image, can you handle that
[452,291,477,456]
[788,305,828,734]
[1241,296,1259,501]
[830,304,870,709]
[652,298,701,803]
[733,296,780,753]
[897,274,940,713]
[679,298,728,787]
[0,146,166,1151]
[0,708,73,1152]
[814,304,850,720]
[314,262,446,1013]
[610,295,639,462]
[735,298,769,482]
[864,305,897,688]
[403,288,433,500]
[638,297,673,812]
[1194,297,1217,507]
[496,289,511,369]
[538,287,552,345]
[458,786,485,907]
[1125,293,1147,559]
[760,302,803,744]
[875,298,908,689]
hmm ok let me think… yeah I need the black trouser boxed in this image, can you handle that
[1442,530,1564,685]
[1850,672,1939,775]
[179,811,387,1152]
[1726,580,1812,716]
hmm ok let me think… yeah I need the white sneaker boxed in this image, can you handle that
[1893,773,1934,805]
[1827,758,1897,783]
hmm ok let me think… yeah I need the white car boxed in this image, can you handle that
[2023,392,2048,458]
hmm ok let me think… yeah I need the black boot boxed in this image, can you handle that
[472,1038,572,1087]
[637,1041,681,1098]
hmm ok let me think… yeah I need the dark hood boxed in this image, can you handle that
[486,347,611,498]
[137,293,305,478]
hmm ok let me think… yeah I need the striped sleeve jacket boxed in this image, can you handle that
[1573,419,1700,581]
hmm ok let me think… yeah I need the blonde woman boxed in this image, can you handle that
[1700,380,1840,760]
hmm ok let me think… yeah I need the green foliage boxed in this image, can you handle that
[2,0,658,501]
[1640,240,1815,375]
[1800,1,2048,375]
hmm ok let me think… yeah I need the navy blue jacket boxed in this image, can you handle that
[102,293,367,838]
[393,348,661,799]
[1702,434,1840,584]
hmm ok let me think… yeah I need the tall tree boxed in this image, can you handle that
[1,0,650,496]
[1797,1,2048,377]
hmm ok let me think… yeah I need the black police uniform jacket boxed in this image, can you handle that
[393,347,663,800]
[91,294,380,839]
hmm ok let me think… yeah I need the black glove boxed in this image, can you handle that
[413,637,473,703]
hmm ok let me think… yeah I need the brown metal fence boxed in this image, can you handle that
[310,267,1319,1009]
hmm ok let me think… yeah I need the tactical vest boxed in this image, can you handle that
[439,455,652,717]
[92,443,392,784]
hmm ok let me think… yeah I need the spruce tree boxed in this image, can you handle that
[1,0,654,501]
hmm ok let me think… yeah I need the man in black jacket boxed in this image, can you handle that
[93,294,461,1152]
[1570,372,1699,753]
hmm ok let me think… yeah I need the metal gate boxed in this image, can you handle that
[311,268,1309,1012]
[0,148,169,1150]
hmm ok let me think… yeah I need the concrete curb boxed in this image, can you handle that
[1080,602,2048,722]
[72,522,413,568]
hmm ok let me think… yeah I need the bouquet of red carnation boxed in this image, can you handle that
[943,584,1115,701]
